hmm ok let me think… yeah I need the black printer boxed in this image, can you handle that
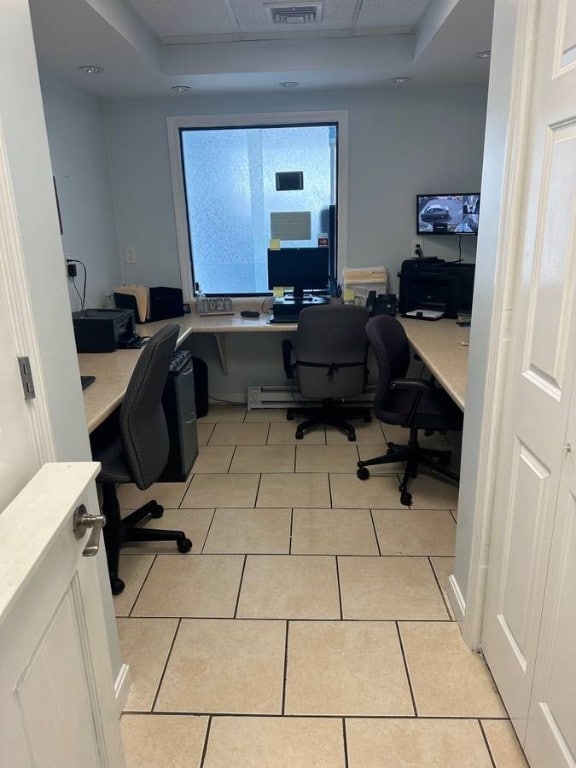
[398,258,475,318]
[72,308,140,353]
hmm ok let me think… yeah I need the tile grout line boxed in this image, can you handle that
[150,617,181,713]
[281,620,290,715]
[335,556,344,620]
[227,444,237,473]
[478,719,499,768]
[233,554,248,619]
[395,621,419,718]
[199,509,217,554]
[428,555,453,620]
[126,554,157,618]
[198,715,213,768]
[369,509,382,556]
[342,717,350,768]
[289,509,294,555]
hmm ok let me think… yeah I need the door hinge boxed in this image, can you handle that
[17,356,36,400]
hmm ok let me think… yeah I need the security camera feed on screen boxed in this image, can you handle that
[417,194,480,235]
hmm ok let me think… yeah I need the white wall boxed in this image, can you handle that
[40,72,121,310]
[101,84,487,398]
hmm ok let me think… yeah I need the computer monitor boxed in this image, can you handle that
[417,193,480,235]
[267,247,329,299]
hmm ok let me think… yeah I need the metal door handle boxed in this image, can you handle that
[73,504,106,556]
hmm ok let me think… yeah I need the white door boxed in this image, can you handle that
[0,463,125,767]
[482,0,576,749]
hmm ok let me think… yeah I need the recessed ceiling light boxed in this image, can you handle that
[390,76,412,84]
[474,50,491,59]
[280,81,300,88]
[171,85,192,93]
[78,65,103,74]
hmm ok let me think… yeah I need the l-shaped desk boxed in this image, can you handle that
[79,312,469,432]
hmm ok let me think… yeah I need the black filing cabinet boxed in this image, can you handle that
[160,350,198,481]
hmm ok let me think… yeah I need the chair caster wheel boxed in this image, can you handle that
[347,432,356,442]
[357,467,370,480]
[287,409,295,421]
[177,537,192,554]
[400,492,412,507]
[295,430,304,440]
[110,577,125,596]
[150,503,164,519]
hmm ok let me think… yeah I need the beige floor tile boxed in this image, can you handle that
[121,714,208,768]
[482,720,529,768]
[132,555,244,617]
[295,444,359,473]
[400,622,507,717]
[197,422,214,445]
[117,481,189,510]
[244,408,291,422]
[230,445,295,473]
[346,718,493,768]
[326,421,387,445]
[181,473,259,508]
[430,557,455,619]
[203,508,291,554]
[257,473,330,507]
[291,509,378,555]
[199,405,247,422]
[403,474,460,510]
[209,423,269,445]
[155,619,285,714]
[285,621,414,716]
[237,555,340,619]
[192,445,235,473]
[267,422,326,445]
[117,618,178,711]
[330,473,403,508]
[339,557,449,620]
[204,717,345,768]
[120,509,214,554]
[113,555,155,616]
[372,509,456,555]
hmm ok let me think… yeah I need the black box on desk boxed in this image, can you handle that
[72,309,136,353]
[148,286,184,321]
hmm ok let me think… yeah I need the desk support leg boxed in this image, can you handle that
[214,333,229,375]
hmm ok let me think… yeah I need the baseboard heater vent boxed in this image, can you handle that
[246,384,377,410]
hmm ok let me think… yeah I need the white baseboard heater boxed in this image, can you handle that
[246,384,377,410]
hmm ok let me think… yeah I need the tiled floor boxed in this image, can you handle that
[115,406,529,768]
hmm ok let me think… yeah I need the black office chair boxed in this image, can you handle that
[91,324,192,595]
[357,315,463,506]
[282,304,371,441]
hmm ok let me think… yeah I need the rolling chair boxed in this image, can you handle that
[282,304,371,441]
[356,314,463,506]
[91,324,192,595]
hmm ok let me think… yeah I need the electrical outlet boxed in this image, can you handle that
[67,261,77,278]
[124,245,136,264]
[411,239,423,257]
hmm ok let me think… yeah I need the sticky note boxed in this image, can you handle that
[343,288,355,302]
[269,239,281,250]
[273,286,284,298]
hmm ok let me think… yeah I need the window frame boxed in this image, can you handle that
[167,110,349,299]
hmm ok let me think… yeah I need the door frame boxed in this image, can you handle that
[167,110,349,301]
[457,0,549,647]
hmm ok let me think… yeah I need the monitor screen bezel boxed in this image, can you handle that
[416,193,480,236]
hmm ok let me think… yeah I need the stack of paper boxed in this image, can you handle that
[342,266,388,284]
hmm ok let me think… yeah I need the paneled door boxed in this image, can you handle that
[0,464,125,767]
[482,0,576,759]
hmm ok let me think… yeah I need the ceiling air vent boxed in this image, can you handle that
[266,3,323,24]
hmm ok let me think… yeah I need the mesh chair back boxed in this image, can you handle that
[294,304,369,399]
[119,324,179,489]
[365,315,411,417]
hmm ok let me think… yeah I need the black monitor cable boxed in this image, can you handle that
[447,236,464,264]
[68,258,87,310]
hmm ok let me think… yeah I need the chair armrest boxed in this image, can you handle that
[282,339,295,379]
[390,378,434,392]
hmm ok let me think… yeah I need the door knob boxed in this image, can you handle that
[73,504,106,556]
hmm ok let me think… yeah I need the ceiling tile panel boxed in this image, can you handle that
[356,0,430,30]
[126,0,239,38]
[231,0,355,34]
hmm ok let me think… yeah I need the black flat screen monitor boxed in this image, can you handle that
[417,193,480,235]
[267,247,329,299]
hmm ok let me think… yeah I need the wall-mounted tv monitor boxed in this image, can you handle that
[417,194,480,235]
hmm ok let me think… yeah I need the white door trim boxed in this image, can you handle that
[459,0,541,647]
[0,117,55,465]
[166,110,349,300]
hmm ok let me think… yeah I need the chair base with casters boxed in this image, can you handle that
[356,426,459,506]
[101,483,192,595]
[287,401,372,441]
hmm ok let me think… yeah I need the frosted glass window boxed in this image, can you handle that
[180,124,336,295]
